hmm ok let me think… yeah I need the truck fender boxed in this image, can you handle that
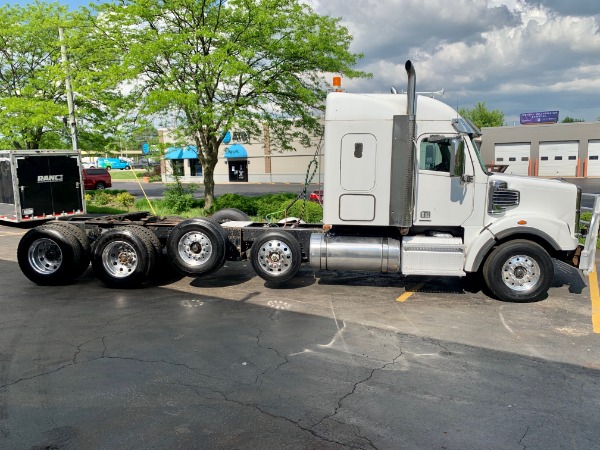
[463,229,496,273]
[464,215,577,272]
[487,214,576,251]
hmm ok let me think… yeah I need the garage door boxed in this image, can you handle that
[494,143,530,175]
[538,141,578,177]
[587,140,600,176]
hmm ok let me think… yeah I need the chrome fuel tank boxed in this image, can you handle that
[310,234,401,273]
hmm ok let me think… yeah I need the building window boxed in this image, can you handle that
[590,156,599,161]
[171,160,184,176]
[568,156,576,160]
[541,157,548,161]
[189,159,202,176]
[555,156,562,161]
[521,157,529,161]
[232,131,249,143]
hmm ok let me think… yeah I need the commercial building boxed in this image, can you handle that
[480,122,600,177]
[158,127,324,184]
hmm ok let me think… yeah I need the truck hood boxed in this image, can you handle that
[487,173,578,226]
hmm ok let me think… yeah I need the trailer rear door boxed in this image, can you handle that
[16,155,83,218]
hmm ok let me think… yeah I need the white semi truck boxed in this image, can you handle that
[16,61,600,302]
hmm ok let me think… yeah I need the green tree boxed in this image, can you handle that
[0,3,71,149]
[0,3,127,151]
[88,0,369,209]
[459,102,504,128]
[562,116,585,123]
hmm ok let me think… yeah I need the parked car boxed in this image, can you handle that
[82,161,96,169]
[309,190,323,203]
[83,168,112,190]
[97,157,131,170]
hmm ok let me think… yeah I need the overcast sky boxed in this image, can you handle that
[5,0,599,124]
[308,0,600,125]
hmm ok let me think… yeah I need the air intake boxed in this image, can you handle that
[488,180,520,214]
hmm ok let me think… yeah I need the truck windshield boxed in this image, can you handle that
[470,138,488,174]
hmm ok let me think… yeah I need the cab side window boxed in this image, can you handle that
[419,141,450,172]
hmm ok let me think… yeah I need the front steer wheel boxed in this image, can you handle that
[482,240,554,302]
[250,231,302,283]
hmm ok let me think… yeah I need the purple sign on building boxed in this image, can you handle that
[520,111,559,125]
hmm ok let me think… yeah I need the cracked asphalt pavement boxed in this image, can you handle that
[1,224,600,449]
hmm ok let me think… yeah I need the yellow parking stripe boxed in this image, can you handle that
[396,283,424,302]
[589,265,600,333]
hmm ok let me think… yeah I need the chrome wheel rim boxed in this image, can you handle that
[256,239,293,276]
[178,231,213,267]
[501,254,540,292]
[102,240,138,278]
[28,238,62,275]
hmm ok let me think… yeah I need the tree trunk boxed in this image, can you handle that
[203,160,215,210]
[202,139,220,210]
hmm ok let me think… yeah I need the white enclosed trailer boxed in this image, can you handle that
[0,150,86,223]
[16,62,600,302]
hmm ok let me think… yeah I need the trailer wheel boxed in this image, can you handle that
[17,226,81,285]
[482,240,553,302]
[91,227,155,288]
[43,222,90,276]
[250,231,302,283]
[211,208,251,224]
[166,218,227,277]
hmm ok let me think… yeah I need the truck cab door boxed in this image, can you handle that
[414,135,475,226]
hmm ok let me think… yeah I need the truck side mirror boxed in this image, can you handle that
[449,138,465,178]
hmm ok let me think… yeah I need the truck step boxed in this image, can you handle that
[401,235,465,276]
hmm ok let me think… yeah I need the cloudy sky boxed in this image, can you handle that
[308,0,600,125]
[5,0,600,124]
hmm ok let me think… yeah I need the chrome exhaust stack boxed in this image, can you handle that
[405,60,416,118]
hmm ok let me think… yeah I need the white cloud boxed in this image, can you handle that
[310,0,600,122]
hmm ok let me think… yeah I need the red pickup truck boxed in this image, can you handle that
[82,168,112,190]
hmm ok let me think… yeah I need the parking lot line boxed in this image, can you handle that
[396,283,424,302]
[589,266,600,333]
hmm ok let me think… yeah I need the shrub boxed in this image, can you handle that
[267,198,323,223]
[254,193,296,219]
[213,193,257,215]
[116,192,135,210]
[93,191,112,206]
[163,179,198,213]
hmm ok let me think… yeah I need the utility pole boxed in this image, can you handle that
[58,27,78,152]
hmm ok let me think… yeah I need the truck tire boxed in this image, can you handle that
[95,182,106,190]
[211,208,251,224]
[43,222,90,276]
[166,218,227,277]
[17,226,81,285]
[250,231,302,283]
[482,240,553,302]
[91,227,155,288]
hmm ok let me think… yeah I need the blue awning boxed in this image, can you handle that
[224,144,247,159]
[165,146,198,160]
